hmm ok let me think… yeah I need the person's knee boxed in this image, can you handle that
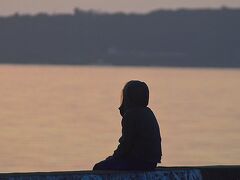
[93,160,107,170]
[93,162,101,170]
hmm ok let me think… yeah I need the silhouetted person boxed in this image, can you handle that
[93,80,162,171]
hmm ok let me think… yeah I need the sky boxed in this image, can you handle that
[0,0,240,16]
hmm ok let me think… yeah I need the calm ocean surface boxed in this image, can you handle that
[0,65,239,172]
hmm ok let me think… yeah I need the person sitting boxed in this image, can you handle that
[93,80,162,171]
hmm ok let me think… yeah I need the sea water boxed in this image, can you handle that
[0,65,239,172]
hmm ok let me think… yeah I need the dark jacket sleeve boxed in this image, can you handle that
[112,111,136,159]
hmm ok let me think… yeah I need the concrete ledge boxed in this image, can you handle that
[0,166,239,180]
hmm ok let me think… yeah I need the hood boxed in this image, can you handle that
[119,80,149,116]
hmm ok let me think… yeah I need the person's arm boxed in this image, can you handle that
[112,111,136,159]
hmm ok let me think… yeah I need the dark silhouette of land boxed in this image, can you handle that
[0,8,240,68]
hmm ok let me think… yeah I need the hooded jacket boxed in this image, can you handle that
[112,80,162,163]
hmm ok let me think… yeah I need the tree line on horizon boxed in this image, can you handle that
[0,8,239,67]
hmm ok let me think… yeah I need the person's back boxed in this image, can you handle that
[93,80,162,171]
[113,107,161,164]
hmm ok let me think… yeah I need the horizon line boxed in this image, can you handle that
[0,6,240,18]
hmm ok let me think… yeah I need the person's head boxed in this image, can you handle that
[119,80,149,116]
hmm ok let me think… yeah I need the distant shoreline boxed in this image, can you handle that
[0,63,240,70]
[1,7,240,18]
[1,8,239,68]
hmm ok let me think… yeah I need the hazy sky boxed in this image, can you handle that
[0,0,240,16]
